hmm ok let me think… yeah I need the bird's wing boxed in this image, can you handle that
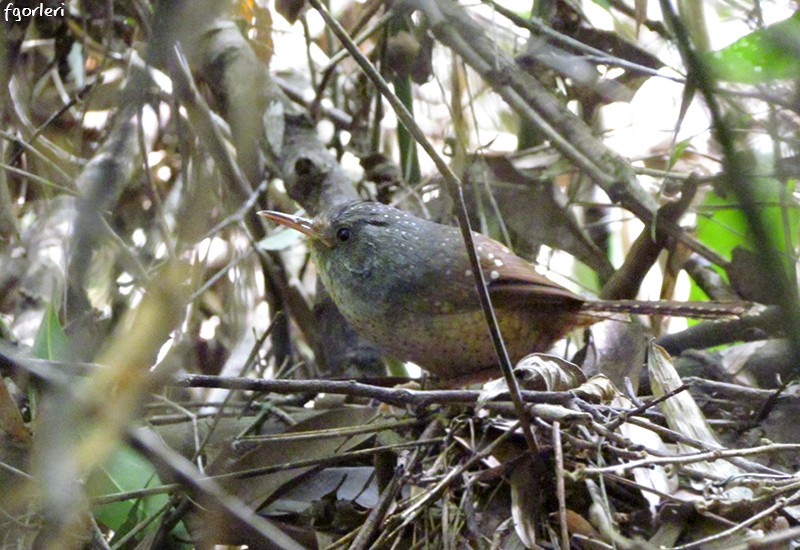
[472,234,585,311]
[395,233,583,315]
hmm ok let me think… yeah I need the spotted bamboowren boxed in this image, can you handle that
[260,202,748,380]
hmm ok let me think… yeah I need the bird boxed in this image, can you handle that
[259,201,748,381]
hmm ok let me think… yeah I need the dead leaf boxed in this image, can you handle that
[0,380,30,446]
[647,342,752,502]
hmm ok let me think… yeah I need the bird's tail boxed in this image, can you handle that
[579,300,753,319]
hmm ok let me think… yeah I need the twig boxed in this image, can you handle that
[172,373,575,407]
[169,45,256,202]
[393,421,521,529]
[657,305,780,355]
[88,513,113,550]
[127,427,305,550]
[239,418,420,443]
[484,0,672,81]
[1,348,576,408]
[603,384,689,431]
[553,421,569,550]
[94,436,442,509]
[579,443,800,477]
[191,317,279,464]
[349,419,443,549]
[673,488,800,550]
[727,524,800,550]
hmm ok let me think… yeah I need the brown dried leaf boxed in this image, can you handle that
[647,342,751,501]
[515,354,587,392]
[211,406,380,509]
[563,508,603,541]
[573,374,620,402]
[0,380,30,445]
[613,395,674,514]
[239,0,274,64]
[478,354,586,409]
[274,0,306,25]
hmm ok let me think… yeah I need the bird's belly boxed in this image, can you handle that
[346,307,571,379]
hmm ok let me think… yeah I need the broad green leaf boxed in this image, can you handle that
[696,178,799,259]
[87,444,173,543]
[692,177,800,300]
[707,12,800,83]
[31,303,69,361]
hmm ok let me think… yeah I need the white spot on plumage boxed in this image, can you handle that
[490,270,500,280]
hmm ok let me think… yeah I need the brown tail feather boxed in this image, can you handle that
[579,300,752,319]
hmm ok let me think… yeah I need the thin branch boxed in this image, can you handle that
[673,488,800,550]
[579,443,800,476]
[173,373,575,407]
[553,421,569,550]
[127,427,305,550]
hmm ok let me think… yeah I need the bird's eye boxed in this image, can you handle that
[336,226,352,243]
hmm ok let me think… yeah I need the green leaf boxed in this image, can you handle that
[388,18,421,185]
[692,176,800,300]
[587,0,612,11]
[668,138,692,171]
[87,445,172,543]
[707,12,800,83]
[697,178,798,258]
[31,303,70,361]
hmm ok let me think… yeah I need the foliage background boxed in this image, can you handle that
[0,0,799,548]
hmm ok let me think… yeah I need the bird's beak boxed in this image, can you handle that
[258,210,332,247]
